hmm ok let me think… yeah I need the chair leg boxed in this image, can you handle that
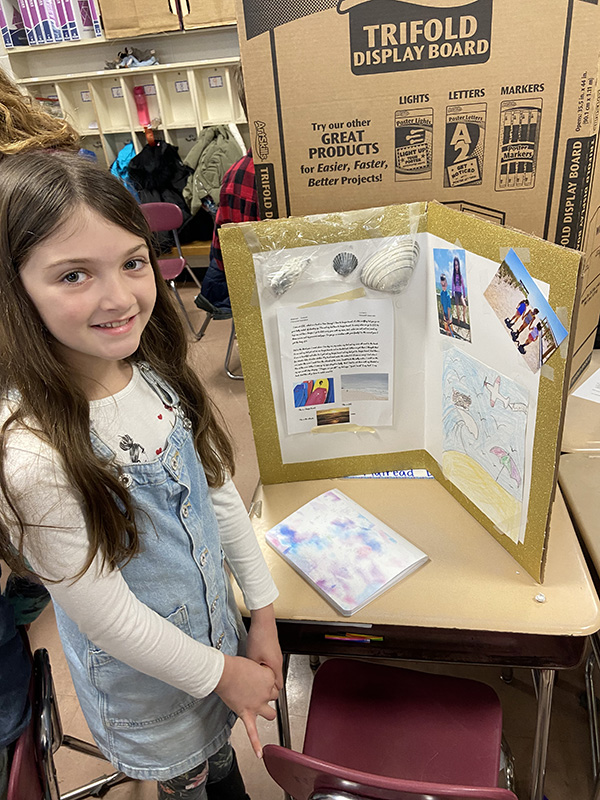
[594,770,600,800]
[168,281,208,339]
[501,734,516,793]
[59,771,132,800]
[184,263,204,291]
[36,649,134,800]
[196,309,216,341]
[275,653,292,750]
[275,654,292,800]
[225,321,243,380]
[530,668,555,800]
[588,635,600,781]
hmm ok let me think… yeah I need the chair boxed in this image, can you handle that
[7,648,131,800]
[264,658,517,800]
[140,202,211,338]
[194,295,242,380]
[224,322,242,380]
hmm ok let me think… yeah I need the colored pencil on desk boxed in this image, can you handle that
[345,633,383,641]
[324,635,371,643]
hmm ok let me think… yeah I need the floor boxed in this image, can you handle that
[25,287,597,800]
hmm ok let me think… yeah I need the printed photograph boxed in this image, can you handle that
[316,407,350,426]
[340,373,389,402]
[483,249,568,373]
[433,248,471,342]
[293,377,335,408]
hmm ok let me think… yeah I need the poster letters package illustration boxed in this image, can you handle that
[234,0,600,385]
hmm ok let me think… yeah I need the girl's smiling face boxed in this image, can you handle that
[19,205,157,386]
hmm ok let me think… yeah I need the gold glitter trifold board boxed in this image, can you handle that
[220,202,583,581]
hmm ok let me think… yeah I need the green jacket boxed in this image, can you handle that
[183,126,243,213]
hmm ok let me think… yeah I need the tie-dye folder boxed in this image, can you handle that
[265,489,429,616]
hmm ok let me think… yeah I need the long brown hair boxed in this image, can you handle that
[0,150,234,578]
[0,70,79,155]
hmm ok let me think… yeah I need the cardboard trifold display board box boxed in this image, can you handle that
[220,201,583,582]
[235,0,600,385]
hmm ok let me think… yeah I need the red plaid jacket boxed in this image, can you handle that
[210,150,259,271]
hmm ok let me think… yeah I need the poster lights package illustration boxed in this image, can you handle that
[395,107,434,181]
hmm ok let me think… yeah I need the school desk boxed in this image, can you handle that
[558,452,600,798]
[235,477,600,800]
[562,350,600,454]
[559,453,600,572]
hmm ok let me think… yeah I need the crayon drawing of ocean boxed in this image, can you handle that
[265,490,417,613]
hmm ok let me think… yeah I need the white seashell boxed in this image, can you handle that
[360,240,420,294]
[332,251,358,276]
[266,256,311,296]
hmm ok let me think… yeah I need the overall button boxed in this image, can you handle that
[119,474,133,488]
[181,502,191,518]
[210,595,219,612]
[182,417,192,430]
[199,549,208,567]
[170,452,181,472]
[215,633,225,650]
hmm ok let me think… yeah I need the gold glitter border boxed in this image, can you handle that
[220,202,583,581]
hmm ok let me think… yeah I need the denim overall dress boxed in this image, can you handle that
[52,364,241,781]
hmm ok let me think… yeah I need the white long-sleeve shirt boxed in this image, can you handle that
[3,367,277,699]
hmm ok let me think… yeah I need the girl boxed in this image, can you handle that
[0,70,78,800]
[0,149,282,800]
[451,255,467,324]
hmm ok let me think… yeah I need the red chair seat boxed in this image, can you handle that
[263,658,517,800]
[303,659,502,787]
[158,256,186,281]
[7,720,44,800]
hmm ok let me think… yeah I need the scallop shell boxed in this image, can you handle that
[266,256,311,296]
[360,240,420,294]
[332,251,358,277]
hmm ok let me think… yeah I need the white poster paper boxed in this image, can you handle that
[572,367,600,404]
[277,298,394,434]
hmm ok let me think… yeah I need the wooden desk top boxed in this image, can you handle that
[562,350,600,454]
[559,453,600,573]
[236,477,600,639]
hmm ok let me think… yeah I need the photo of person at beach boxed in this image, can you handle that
[483,249,568,373]
[433,248,471,342]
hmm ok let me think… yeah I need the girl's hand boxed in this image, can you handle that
[215,655,278,758]
[247,604,284,689]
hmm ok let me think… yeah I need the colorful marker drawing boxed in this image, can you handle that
[490,446,522,489]
[484,376,510,408]
[442,348,529,541]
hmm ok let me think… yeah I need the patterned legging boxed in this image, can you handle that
[157,742,247,800]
